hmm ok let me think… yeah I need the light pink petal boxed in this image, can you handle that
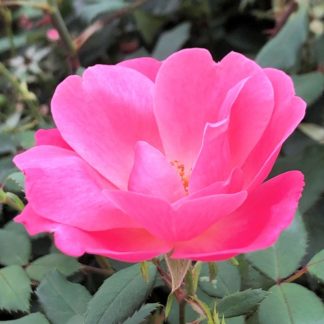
[118,57,161,81]
[15,204,58,235]
[14,146,138,231]
[106,189,247,242]
[188,168,244,199]
[15,205,170,262]
[243,69,306,188]
[227,71,274,167]
[105,190,174,242]
[51,65,162,189]
[35,128,72,150]
[172,171,304,260]
[189,120,231,192]
[214,52,263,120]
[128,141,185,202]
[172,191,247,241]
[154,48,219,168]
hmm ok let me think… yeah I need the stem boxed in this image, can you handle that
[0,7,15,56]
[0,62,41,121]
[179,301,186,324]
[47,0,79,71]
[81,264,114,277]
[282,266,308,283]
[74,0,149,50]
[0,0,51,11]
[95,255,115,273]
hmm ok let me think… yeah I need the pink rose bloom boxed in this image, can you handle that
[46,28,60,42]
[14,49,305,262]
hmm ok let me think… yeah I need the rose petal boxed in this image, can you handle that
[172,171,304,260]
[51,66,162,189]
[128,141,185,202]
[243,69,306,188]
[154,48,219,168]
[35,128,72,150]
[118,57,161,81]
[14,146,137,231]
[15,205,171,262]
[106,189,247,242]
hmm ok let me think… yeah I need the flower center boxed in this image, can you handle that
[171,160,190,193]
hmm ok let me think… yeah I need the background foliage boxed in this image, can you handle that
[0,0,324,323]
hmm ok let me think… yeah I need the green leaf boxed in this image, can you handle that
[273,145,324,212]
[26,254,81,281]
[5,171,25,192]
[246,212,307,281]
[133,10,165,45]
[307,249,324,282]
[292,72,324,105]
[0,265,31,312]
[258,283,324,324]
[199,261,241,297]
[78,0,127,22]
[226,317,245,324]
[152,22,191,60]
[15,131,36,149]
[85,263,157,324]
[36,270,91,324]
[0,34,27,54]
[124,303,160,324]
[0,229,31,266]
[217,289,268,318]
[256,5,308,69]
[0,313,49,324]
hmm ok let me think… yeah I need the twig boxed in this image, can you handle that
[81,264,114,277]
[266,1,298,37]
[283,266,308,283]
[47,0,80,71]
[0,0,51,11]
[74,0,149,50]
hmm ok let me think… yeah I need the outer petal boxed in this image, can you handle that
[51,65,162,190]
[154,48,219,168]
[215,51,263,120]
[15,205,171,262]
[172,171,304,260]
[243,69,306,188]
[118,57,161,81]
[14,146,137,231]
[35,128,72,150]
[128,141,185,202]
[15,204,57,235]
[106,190,247,242]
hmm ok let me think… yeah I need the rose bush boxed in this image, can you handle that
[14,48,305,262]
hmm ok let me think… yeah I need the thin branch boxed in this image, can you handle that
[282,266,308,283]
[47,0,80,71]
[0,0,51,11]
[74,0,150,50]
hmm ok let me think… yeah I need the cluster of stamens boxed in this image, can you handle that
[171,160,189,193]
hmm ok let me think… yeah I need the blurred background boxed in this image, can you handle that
[0,0,324,323]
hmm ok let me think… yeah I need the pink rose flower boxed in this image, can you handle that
[46,28,60,42]
[14,49,305,262]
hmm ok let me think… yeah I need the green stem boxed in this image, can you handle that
[47,0,79,71]
[0,7,15,56]
[179,300,186,324]
[0,1,50,11]
[95,255,115,273]
[0,62,41,121]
